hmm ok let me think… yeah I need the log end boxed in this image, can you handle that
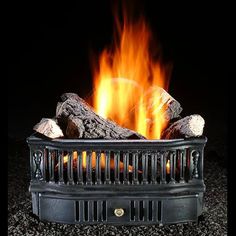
[161,114,205,139]
[187,114,205,137]
[33,118,64,139]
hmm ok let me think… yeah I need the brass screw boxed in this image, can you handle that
[114,208,124,217]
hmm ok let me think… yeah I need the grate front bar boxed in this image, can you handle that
[28,136,206,185]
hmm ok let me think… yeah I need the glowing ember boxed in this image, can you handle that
[92,11,170,139]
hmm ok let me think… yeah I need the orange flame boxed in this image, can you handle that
[166,159,170,174]
[92,12,170,139]
[62,151,133,172]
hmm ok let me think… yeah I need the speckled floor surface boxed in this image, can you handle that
[8,138,227,236]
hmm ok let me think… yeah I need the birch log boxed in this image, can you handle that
[161,114,205,139]
[33,118,64,138]
[142,86,183,123]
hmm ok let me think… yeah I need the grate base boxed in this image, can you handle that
[31,192,203,225]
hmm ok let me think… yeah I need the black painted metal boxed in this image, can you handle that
[27,134,207,225]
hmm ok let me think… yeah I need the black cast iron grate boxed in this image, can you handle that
[27,134,207,225]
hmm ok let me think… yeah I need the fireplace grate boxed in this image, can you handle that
[27,134,206,225]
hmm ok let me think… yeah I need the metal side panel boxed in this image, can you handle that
[39,194,76,224]
[162,195,198,224]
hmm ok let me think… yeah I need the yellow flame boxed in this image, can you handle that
[62,151,133,172]
[166,159,170,174]
[92,12,169,139]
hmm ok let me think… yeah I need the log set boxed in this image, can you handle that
[33,89,205,140]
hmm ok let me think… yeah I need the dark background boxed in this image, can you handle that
[8,1,228,150]
[6,1,231,234]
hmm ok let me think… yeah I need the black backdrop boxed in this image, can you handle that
[8,1,228,147]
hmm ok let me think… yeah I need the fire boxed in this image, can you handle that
[61,151,133,172]
[62,151,101,169]
[92,12,170,139]
[166,159,170,174]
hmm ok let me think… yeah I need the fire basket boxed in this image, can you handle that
[27,134,207,225]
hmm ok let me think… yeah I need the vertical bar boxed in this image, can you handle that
[97,200,102,221]
[199,148,204,180]
[71,151,74,183]
[67,152,73,184]
[179,150,185,183]
[143,200,149,221]
[58,150,64,184]
[86,151,92,185]
[48,150,53,182]
[187,149,192,182]
[160,152,167,184]
[135,200,140,221]
[123,152,129,184]
[151,153,157,184]
[96,152,102,184]
[84,201,88,221]
[114,151,120,184]
[170,152,176,184]
[132,153,139,184]
[77,152,83,185]
[152,201,158,222]
[192,150,200,179]
[88,200,93,221]
[183,149,187,182]
[142,153,148,184]
[105,151,111,184]
[51,151,55,182]
[79,200,84,222]
[42,149,47,181]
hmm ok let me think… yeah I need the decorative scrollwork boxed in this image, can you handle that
[33,150,43,179]
[192,150,200,178]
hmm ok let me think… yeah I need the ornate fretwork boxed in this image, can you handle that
[33,150,43,179]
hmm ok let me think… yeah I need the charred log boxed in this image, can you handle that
[56,93,145,139]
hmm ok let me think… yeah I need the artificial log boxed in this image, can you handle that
[142,86,183,123]
[33,118,64,139]
[87,82,183,124]
[161,114,205,139]
[56,93,145,139]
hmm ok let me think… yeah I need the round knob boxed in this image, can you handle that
[114,208,124,217]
